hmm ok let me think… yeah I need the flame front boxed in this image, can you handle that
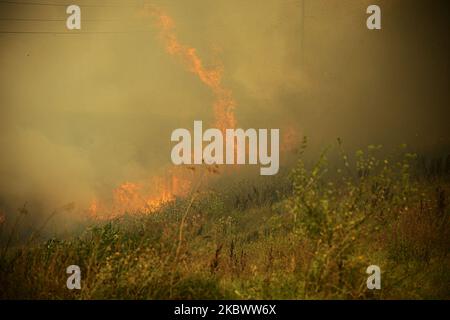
[89,167,193,220]
[141,5,237,132]
[87,4,237,220]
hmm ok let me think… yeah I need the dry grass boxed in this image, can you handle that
[0,142,449,299]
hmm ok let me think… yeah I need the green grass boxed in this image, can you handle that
[0,141,449,299]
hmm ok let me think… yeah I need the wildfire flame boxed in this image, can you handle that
[140,5,236,132]
[88,5,236,220]
[0,209,5,225]
[89,167,194,220]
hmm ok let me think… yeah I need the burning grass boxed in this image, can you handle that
[0,142,449,299]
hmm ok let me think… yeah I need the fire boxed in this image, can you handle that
[0,210,5,225]
[88,5,237,220]
[140,5,237,132]
[89,167,193,220]
[281,125,301,153]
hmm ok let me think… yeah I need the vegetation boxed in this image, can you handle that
[0,141,449,299]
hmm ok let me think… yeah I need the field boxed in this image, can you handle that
[0,141,449,299]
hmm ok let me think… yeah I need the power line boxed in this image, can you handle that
[0,0,65,6]
[0,1,166,35]
[0,30,150,33]
[0,2,149,34]
[0,0,139,7]
[0,18,65,21]
[0,17,128,21]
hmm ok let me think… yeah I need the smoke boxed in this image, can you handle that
[0,0,448,227]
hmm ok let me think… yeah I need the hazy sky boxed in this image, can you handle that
[0,0,448,223]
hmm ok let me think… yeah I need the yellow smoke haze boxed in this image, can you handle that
[0,0,448,225]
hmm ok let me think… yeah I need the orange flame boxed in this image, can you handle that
[88,6,237,220]
[141,5,237,132]
[89,167,193,220]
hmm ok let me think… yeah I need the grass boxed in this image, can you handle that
[0,140,449,299]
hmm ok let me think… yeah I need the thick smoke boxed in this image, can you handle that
[0,0,448,229]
